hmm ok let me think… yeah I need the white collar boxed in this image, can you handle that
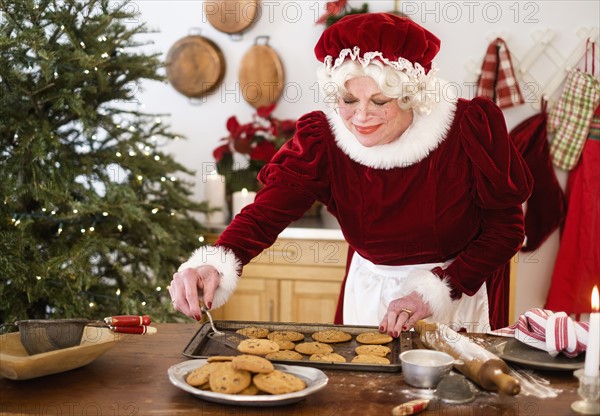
[327,90,457,170]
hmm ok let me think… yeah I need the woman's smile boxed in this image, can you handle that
[338,76,413,147]
[354,124,382,135]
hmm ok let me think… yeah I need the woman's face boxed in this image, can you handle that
[337,76,413,147]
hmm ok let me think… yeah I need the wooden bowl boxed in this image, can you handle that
[0,326,121,380]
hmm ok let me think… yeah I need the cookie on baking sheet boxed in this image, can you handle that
[236,326,270,339]
[351,354,391,364]
[267,330,305,342]
[209,362,252,394]
[311,329,352,343]
[231,354,274,374]
[273,338,296,350]
[355,345,391,357]
[294,341,333,355]
[238,338,280,355]
[186,362,225,386]
[265,350,304,361]
[207,355,235,362]
[356,332,393,345]
[309,352,346,363]
[253,370,306,395]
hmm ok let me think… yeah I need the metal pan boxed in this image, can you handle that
[239,36,284,108]
[204,0,260,36]
[165,34,225,98]
[183,320,415,372]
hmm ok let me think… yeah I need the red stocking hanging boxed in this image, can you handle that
[510,99,567,252]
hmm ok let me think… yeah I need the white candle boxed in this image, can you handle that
[584,285,600,377]
[204,171,227,225]
[231,188,256,218]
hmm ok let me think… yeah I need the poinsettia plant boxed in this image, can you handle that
[316,0,369,27]
[213,104,297,193]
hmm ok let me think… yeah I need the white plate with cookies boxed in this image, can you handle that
[168,358,328,406]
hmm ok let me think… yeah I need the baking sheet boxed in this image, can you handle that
[183,320,414,372]
[486,338,586,371]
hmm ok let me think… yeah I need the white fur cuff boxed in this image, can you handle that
[178,245,241,309]
[402,269,454,322]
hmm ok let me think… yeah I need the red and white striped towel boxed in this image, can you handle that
[491,308,589,358]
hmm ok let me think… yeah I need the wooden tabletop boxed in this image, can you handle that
[0,323,587,415]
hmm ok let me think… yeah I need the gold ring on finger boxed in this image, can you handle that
[400,308,414,318]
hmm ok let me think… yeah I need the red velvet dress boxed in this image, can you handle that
[216,97,533,329]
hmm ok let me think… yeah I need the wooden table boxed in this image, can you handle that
[0,324,587,415]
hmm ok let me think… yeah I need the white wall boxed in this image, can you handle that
[135,1,599,316]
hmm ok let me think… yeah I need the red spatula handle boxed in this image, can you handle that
[111,325,157,334]
[105,315,151,326]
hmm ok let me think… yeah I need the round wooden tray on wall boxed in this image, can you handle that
[204,0,260,36]
[239,36,284,108]
[165,35,226,98]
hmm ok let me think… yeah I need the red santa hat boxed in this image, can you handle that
[314,13,441,78]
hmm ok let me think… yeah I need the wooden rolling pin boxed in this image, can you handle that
[414,321,520,395]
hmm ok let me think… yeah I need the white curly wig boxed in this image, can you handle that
[317,58,442,116]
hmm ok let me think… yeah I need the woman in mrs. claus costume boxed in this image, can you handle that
[169,13,533,335]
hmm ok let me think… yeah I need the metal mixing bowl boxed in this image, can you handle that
[16,319,89,355]
[400,349,455,388]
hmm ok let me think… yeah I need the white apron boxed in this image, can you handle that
[343,252,490,332]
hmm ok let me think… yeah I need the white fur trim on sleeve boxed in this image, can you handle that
[178,245,241,309]
[401,269,454,322]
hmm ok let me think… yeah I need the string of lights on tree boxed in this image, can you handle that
[5,114,208,312]
[1,0,208,321]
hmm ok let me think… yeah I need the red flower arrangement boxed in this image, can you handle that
[316,0,369,27]
[213,104,297,193]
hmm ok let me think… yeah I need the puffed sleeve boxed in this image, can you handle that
[440,98,533,298]
[218,111,332,264]
[178,111,332,308]
[460,97,533,208]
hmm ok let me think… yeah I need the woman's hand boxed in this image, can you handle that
[379,291,432,337]
[169,265,221,320]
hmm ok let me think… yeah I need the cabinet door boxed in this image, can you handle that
[211,277,278,322]
[279,280,341,324]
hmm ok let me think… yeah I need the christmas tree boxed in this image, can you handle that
[0,0,206,323]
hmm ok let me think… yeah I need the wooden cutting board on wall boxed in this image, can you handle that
[165,35,226,98]
[239,37,284,108]
[204,0,260,35]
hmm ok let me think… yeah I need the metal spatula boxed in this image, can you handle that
[200,303,248,351]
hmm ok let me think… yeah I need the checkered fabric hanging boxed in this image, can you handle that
[548,39,600,171]
[476,38,525,109]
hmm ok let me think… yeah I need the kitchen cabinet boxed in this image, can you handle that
[207,234,348,323]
